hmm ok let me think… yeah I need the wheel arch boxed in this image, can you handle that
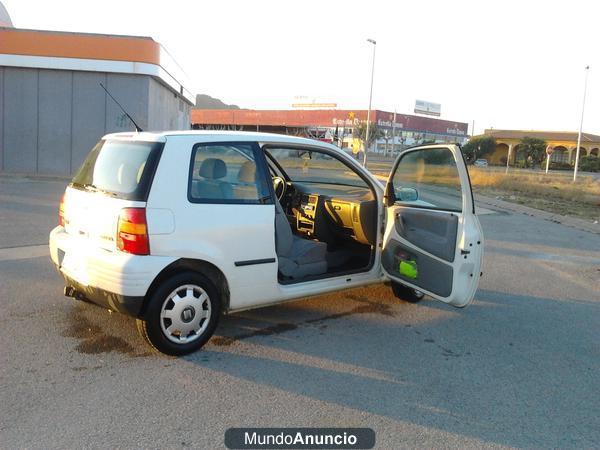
[140,258,230,318]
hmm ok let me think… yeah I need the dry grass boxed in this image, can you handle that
[469,168,600,221]
[468,169,600,201]
[370,163,600,221]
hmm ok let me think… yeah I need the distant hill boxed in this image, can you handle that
[195,94,240,109]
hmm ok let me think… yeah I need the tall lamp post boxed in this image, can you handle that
[363,38,377,167]
[573,65,590,182]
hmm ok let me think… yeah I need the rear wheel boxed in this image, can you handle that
[391,281,425,303]
[137,272,221,355]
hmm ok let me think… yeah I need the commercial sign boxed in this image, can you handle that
[414,100,441,117]
[333,118,359,126]
[377,119,404,129]
[446,127,466,136]
[293,103,338,109]
[292,95,337,109]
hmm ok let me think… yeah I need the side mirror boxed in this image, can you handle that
[397,187,418,202]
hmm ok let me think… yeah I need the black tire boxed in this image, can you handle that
[391,281,425,303]
[136,271,221,356]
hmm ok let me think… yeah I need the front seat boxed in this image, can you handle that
[234,160,259,200]
[275,199,327,279]
[192,158,232,199]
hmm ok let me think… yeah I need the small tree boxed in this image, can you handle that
[461,136,496,163]
[519,136,547,168]
[579,154,600,172]
[353,121,383,152]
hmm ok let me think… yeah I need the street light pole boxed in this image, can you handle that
[363,38,377,167]
[573,65,590,182]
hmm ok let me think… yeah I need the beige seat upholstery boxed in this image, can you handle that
[233,161,259,200]
[275,199,327,279]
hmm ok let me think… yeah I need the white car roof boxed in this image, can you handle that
[102,130,337,149]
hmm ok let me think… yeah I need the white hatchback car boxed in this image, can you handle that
[49,131,484,355]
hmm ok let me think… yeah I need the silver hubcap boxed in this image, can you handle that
[160,284,211,344]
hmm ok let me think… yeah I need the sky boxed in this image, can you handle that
[4,0,599,135]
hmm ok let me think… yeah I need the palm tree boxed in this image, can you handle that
[519,137,547,168]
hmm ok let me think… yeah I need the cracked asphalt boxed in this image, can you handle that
[1,177,599,449]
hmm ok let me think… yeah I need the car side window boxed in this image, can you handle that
[188,143,271,204]
[391,147,463,212]
[267,147,368,188]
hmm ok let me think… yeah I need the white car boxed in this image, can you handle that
[49,131,484,355]
[473,159,488,167]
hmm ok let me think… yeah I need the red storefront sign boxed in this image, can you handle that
[191,109,468,136]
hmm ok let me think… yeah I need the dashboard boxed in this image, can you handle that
[283,182,378,246]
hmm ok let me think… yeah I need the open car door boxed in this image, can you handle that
[381,144,483,307]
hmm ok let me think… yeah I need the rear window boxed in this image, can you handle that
[71,139,163,200]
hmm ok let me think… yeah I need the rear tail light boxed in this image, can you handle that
[58,193,66,227]
[117,208,149,255]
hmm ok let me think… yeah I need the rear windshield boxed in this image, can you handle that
[71,139,163,200]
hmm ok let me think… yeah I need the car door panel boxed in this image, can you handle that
[393,207,458,263]
[381,144,483,308]
[381,238,454,297]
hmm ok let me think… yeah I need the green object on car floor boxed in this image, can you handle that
[399,259,418,279]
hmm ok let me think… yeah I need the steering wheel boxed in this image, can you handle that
[272,176,287,202]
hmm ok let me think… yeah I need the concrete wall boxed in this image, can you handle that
[71,72,108,172]
[104,73,150,133]
[147,77,191,131]
[0,68,2,171]
[0,67,191,176]
[3,68,38,173]
[38,70,72,174]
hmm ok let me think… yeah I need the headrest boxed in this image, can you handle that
[199,158,227,179]
[238,161,256,183]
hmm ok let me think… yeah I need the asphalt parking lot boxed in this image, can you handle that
[1,177,599,449]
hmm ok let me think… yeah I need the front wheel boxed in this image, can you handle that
[137,272,221,356]
[391,281,425,303]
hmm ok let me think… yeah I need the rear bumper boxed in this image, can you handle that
[61,272,146,317]
[49,226,177,316]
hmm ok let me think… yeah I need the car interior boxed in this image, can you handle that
[189,143,379,285]
[264,146,378,284]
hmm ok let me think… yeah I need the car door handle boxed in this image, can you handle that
[461,249,470,255]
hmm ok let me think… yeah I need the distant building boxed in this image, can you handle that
[191,109,469,153]
[482,130,600,166]
[0,4,194,176]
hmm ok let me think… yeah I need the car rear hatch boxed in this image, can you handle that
[63,137,164,252]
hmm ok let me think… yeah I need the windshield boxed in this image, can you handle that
[266,148,368,188]
[71,139,164,200]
